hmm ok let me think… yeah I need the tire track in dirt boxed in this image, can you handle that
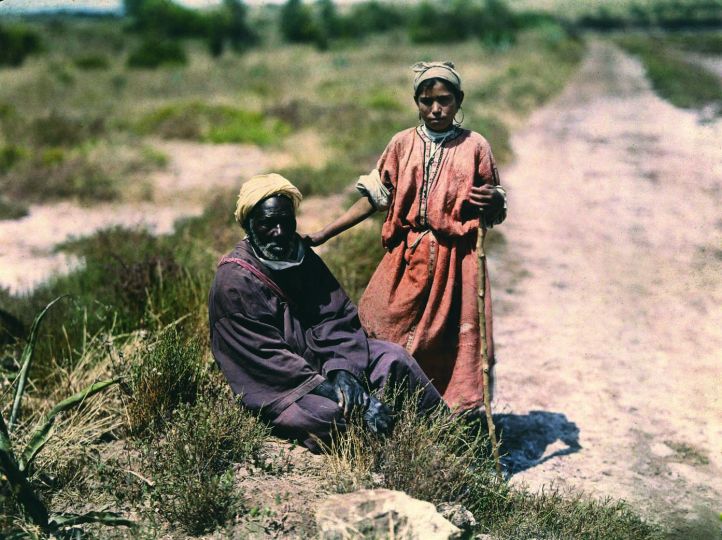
[491,39,722,531]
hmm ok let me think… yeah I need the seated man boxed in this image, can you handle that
[208,173,442,452]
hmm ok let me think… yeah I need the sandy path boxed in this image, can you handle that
[492,40,722,531]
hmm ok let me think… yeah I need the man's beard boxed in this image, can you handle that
[248,226,296,261]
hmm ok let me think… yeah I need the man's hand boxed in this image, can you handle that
[469,184,503,211]
[300,230,328,247]
[363,396,394,435]
[328,370,369,416]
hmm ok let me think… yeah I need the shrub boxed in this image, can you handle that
[127,39,187,69]
[0,24,42,67]
[73,54,110,70]
[30,112,105,147]
[125,328,206,435]
[2,149,119,203]
[144,383,269,534]
[0,145,27,173]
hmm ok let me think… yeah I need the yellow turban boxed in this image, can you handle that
[234,173,303,229]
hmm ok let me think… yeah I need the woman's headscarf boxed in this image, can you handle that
[234,173,303,229]
[412,61,462,93]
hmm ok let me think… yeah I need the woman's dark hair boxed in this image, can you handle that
[414,77,463,104]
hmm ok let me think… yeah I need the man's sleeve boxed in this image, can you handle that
[211,281,324,418]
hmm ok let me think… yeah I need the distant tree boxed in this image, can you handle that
[279,0,320,44]
[224,0,257,51]
[128,0,208,38]
[317,0,341,40]
[123,0,145,17]
[344,0,405,37]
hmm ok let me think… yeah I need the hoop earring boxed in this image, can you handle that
[453,107,465,126]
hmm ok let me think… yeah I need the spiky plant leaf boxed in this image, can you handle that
[0,412,49,528]
[18,379,118,472]
[48,511,134,529]
[9,296,68,429]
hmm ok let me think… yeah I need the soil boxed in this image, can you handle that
[491,40,722,535]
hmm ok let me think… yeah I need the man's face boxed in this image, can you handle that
[248,196,297,260]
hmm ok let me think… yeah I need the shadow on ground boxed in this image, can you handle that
[494,411,581,476]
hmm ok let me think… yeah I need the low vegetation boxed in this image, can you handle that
[324,395,662,539]
[0,23,42,67]
[617,34,722,111]
[137,101,290,145]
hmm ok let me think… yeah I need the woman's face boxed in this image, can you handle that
[415,81,460,132]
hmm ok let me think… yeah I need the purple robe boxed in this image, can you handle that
[208,239,441,451]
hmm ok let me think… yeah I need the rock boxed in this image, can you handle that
[437,502,477,532]
[316,489,462,539]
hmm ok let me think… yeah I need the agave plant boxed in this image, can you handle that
[1,297,133,538]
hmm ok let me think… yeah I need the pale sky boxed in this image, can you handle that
[0,0,225,13]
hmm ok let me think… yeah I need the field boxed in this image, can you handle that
[1,1,721,538]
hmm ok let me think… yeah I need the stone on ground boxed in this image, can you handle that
[316,489,462,539]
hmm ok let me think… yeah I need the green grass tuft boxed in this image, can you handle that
[137,101,290,145]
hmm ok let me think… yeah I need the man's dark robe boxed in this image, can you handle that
[208,239,441,452]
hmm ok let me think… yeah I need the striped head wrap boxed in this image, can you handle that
[412,61,462,93]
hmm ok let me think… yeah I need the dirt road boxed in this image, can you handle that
[492,40,722,533]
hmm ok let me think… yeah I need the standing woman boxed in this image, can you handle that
[306,62,507,411]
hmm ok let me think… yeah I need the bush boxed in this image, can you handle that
[138,101,290,145]
[0,23,42,67]
[30,112,105,147]
[144,383,269,534]
[127,39,187,68]
[0,145,27,173]
[125,328,206,435]
[73,54,110,70]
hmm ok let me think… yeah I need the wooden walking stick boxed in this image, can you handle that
[477,225,502,480]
